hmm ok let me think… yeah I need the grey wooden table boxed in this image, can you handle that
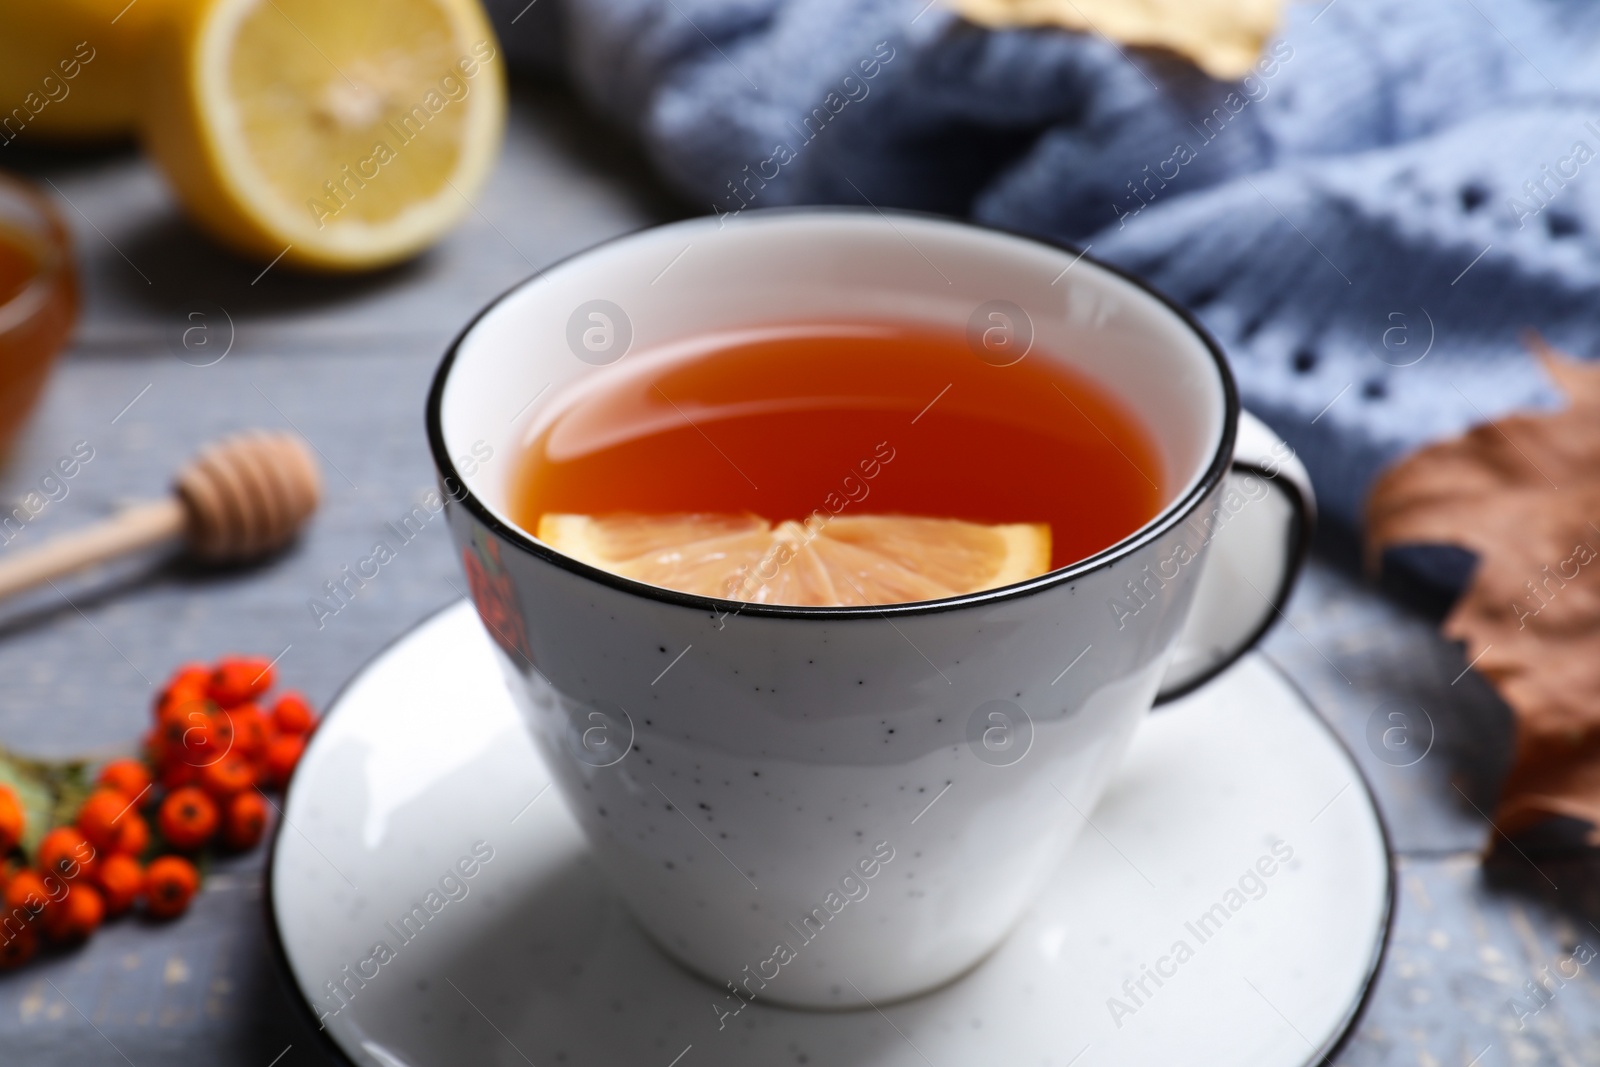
[1,78,1595,1067]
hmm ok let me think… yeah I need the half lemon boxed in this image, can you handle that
[140,0,505,271]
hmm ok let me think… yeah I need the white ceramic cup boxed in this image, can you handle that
[427,208,1313,1008]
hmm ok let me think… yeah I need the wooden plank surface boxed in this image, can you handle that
[0,79,1595,1067]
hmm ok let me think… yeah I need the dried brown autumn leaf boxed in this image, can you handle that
[946,0,1284,81]
[1366,340,1600,841]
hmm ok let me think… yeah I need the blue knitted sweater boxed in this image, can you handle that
[487,0,1600,536]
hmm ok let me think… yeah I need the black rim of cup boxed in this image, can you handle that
[425,206,1243,621]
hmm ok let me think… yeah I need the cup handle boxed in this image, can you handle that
[1154,410,1315,703]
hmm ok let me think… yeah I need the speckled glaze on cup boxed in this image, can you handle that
[427,209,1313,1008]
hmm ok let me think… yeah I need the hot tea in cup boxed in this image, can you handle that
[510,321,1164,605]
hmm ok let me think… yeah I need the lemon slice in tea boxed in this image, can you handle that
[139,0,505,271]
[536,514,1052,607]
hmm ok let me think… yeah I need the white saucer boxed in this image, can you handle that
[269,601,1391,1067]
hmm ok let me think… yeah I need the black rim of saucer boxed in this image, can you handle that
[261,600,1395,1067]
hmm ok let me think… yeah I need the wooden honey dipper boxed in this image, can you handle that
[0,431,320,603]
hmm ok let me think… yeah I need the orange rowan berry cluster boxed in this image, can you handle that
[0,656,317,968]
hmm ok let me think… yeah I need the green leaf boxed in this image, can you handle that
[0,748,92,860]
